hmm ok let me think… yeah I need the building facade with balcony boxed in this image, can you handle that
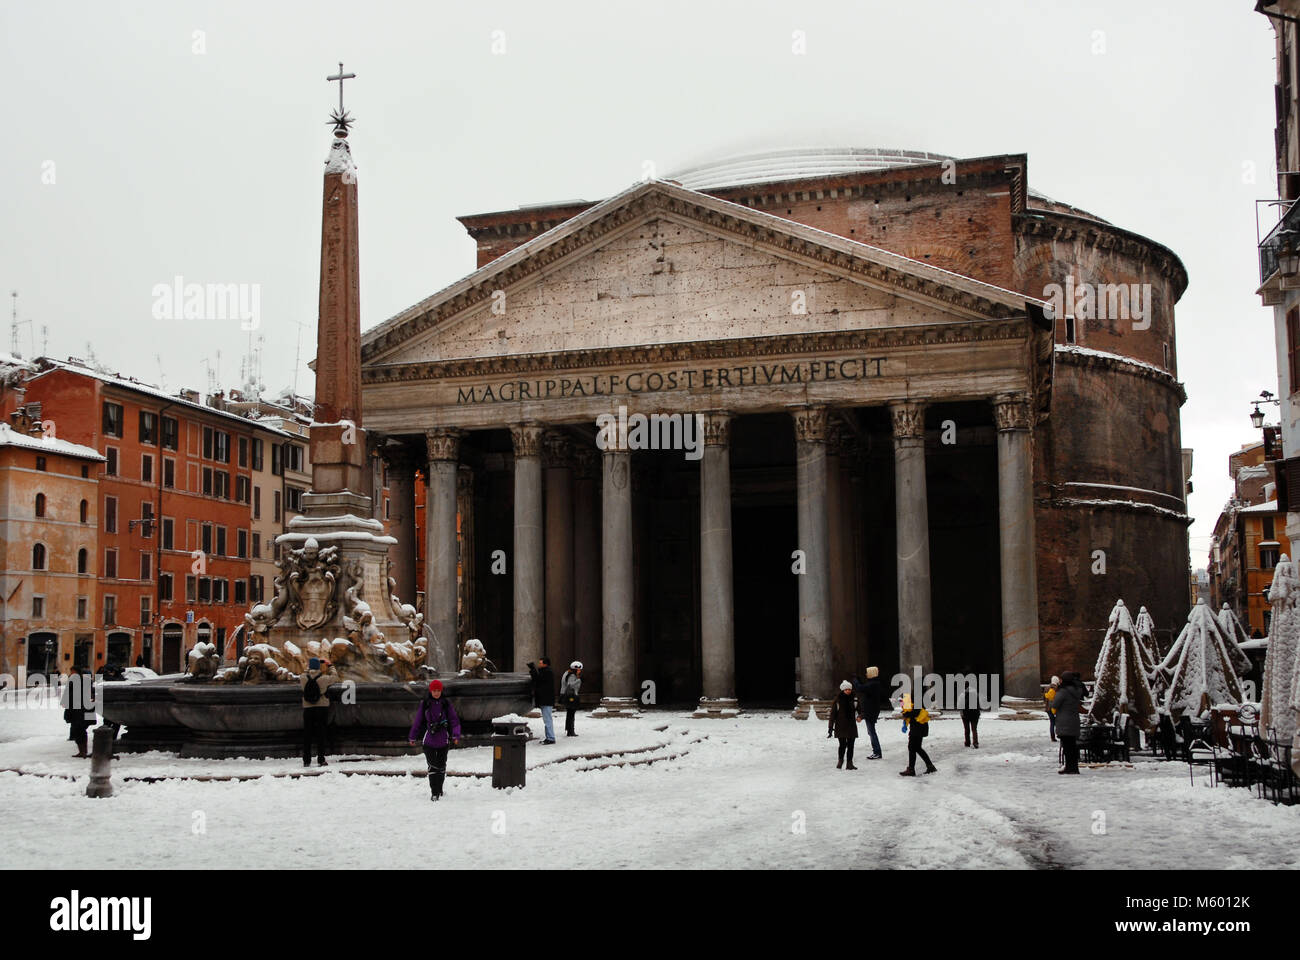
[1257,0,1300,545]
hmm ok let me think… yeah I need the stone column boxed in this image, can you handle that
[994,393,1042,700]
[792,405,834,720]
[597,447,638,716]
[384,446,419,606]
[826,421,855,688]
[511,423,546,672]
[696,412,738,718]
[572,447,602,698]
[424,429,462,674]
[891,401,933,683]
[544,431,575,672]
[457,466,475,643]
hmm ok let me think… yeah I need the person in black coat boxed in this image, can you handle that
[959,675,981,748]
[527,658,557,744]
[1053,671,1086,774]
[854,666,888,759]
[828,681,859,769]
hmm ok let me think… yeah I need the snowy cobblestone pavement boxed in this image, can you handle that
[0,706,1295,870]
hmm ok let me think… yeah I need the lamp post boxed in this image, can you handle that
[1250,390,1279,431]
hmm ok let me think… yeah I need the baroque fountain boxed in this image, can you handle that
[99,77,532,757]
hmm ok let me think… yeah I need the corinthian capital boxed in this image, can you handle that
[791,405,829,444]
[992,394,1031,432]
[510,422,545,459]
[700,411,732,447]
[542,430,572,469]
[425,428,463,463]
[889,401,925,441]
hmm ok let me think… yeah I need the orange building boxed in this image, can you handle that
[1207,437,1293,637]
[23,360,258,672]
[0,406,104,679]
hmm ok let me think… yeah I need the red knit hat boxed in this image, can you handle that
[428,679,443,693]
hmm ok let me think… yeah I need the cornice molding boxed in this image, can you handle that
[364,318,1029,385]
[1053,346,1187,405]
[1016,213,1188,296]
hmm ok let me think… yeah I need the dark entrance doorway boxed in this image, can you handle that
[106,632,131,669]
[25,632,58,680]
[730,414,798,705]
[162,626,183,674]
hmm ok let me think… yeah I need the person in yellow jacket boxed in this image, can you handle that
[1045,675,1061,742]
[899,694,937,776]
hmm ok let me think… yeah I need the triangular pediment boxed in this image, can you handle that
[362,179,1043,367]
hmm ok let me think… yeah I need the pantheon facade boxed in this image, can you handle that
[360,149,1190,713]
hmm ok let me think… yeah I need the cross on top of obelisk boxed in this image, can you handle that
[327,62,356,136]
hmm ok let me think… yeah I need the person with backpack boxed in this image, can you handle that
[828,680,859,769]
[528,657,557,744]
[899,695,937,776]
[61,672,95,758]
[300,658,339,767]
[1053,671,1086,775]
[408,679,462,801]
[560,661,582,737]
[854,665,889,760]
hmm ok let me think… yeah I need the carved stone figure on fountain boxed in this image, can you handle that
[459,638,497,679]
[389,576,425,639]
[184,641,221,682]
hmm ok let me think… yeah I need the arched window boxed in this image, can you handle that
[32,543,47,570]
[35,493,46,518]
[80,500,89,523]
[77,548,88,574]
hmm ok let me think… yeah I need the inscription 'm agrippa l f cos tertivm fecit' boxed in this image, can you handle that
[454,356,889,404]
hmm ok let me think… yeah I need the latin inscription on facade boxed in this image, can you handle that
[455,356,888,405]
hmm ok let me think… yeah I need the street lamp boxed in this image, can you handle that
[1250,390,1279,430]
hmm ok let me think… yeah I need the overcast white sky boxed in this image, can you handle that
[0,0,1282,568]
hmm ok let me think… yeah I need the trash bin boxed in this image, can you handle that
[491,719,528,789]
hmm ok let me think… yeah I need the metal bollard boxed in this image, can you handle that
[85,726,115,798]
[491,719,528,789]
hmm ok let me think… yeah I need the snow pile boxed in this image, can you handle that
[1262,555,1300,748]
[1089,599,1158,731]
[1157,598,1246,720]
[324,139,356,178]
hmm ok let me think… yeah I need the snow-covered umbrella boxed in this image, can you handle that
[1089,599,1159,731]
[1133,605,1161,684]
[1158,598,1246,721]
[1216,603,1255,678]
[1263,554,1300,744]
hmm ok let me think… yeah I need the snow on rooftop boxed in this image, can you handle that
[1239,499,1283,514]
[0,422,104,460]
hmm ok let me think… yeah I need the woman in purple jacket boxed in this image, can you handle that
[408,679,461,801]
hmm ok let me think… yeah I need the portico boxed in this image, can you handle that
[362,179,1054,710]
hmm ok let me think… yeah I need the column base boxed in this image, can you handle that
[792,697,833,721]
[590,697,641,718]
[692,697,741,719]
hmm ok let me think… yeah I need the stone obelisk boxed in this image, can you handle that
[276,66,407,646]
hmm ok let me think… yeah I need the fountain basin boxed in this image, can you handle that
[102,674,534,758]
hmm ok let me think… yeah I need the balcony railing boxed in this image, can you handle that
[1259,197,1300,284]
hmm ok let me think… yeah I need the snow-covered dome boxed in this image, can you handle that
[668,147,953,190]
[667,146,1083,216]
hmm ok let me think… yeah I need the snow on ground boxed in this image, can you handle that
[0,705,1295,870]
